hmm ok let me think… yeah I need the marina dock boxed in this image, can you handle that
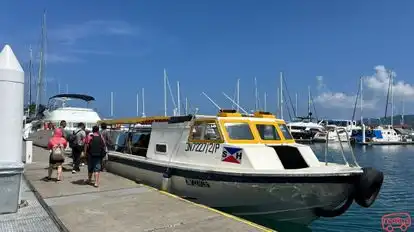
[21,146,272,232]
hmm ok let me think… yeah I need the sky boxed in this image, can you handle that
[2,0,414,120]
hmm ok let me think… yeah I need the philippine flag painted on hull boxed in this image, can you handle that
[221,147,243,164]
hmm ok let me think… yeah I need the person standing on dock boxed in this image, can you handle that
[100,123,111,172]
[85,126,106,187]
[69,123,86,173]
[47,128,67,181]
[59,120,67,138]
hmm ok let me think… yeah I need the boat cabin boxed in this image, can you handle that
[99,110,322,171]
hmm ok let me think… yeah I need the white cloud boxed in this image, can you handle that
[364,65,414,99]
[314,92,377,109]
[49,20,138,45]
[314,65,414,110]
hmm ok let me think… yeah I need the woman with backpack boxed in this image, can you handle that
[47,128,68,181]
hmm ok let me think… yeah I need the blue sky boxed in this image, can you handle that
[2,0,414,120]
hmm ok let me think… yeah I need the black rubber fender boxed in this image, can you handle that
[354,167,384,208]
[314,195,354,218]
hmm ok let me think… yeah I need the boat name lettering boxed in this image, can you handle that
[185,178,210,188]
[185,143,220,153]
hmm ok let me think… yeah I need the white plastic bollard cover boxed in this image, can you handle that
[0,45,25,163]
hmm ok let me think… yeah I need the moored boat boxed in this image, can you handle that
[99,110,384,226]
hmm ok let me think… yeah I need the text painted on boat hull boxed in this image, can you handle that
[185,143,220,153]
[185,178,211,188]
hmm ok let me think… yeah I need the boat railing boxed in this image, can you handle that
[324,127,360,167]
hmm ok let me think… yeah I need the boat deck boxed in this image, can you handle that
[21,146,272,232]
[358,141,414,145]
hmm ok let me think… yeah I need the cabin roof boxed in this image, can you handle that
[49,94,95,102]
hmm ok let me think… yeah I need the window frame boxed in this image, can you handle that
[188,119,224,144]
[155,143,168,155]
[254,123,282,142]
[219,119,260,144]
[277,123,294,141]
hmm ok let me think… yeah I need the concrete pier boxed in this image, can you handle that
[22,146,273,232]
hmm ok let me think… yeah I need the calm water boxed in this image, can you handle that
[266,143,414,232]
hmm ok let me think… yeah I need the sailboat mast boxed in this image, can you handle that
[390,70,394,126]
[35,11,46,115]
[236,78,240,112]
[136,91,139,116]
[254,77,258,111]
[142,88,146,117]
[163,69,167,116]
[402,98,405,125]
[360,76,363,125]
[280,72,283,119]
[295,93,298,118]
[110,92,114,117]
[28,45,33,106]
[276,87,279,116]
[185,97,188,115]
[307,86,311,117]
[177,81,181,115]
[264,92,267,112]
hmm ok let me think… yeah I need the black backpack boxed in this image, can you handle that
[88,134,105,157]
[68,130,81,148]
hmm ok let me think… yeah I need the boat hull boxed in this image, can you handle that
[106,155,358,226]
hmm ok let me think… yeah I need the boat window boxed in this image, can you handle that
[155,144,167,153]
[224,122,254,140]
[190,121,221,141]
[278,124,293,140]
[256,124,281,140]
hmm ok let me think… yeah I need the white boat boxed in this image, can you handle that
[29,94,101,132]
[102,110,384,226]
[286,117,325,140]
[370,125,401,142]
[313,125,349,142]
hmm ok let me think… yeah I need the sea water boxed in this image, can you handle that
[265,143,414,232]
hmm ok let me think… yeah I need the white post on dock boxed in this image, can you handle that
[110,91,114,117]
[177,81,180,116]
[0,44,25,213]
[142,87,146,117]
[0,45,24,162]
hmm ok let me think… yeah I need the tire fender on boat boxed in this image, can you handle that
[354,167,384,208]
[314,194,354,218]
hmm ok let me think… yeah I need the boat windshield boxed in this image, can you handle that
[278,124,293,140]
[256,124,281,140]
[224,122,254,140]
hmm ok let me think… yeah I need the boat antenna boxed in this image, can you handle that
[201,92,221,110]
[222,92,248,114]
